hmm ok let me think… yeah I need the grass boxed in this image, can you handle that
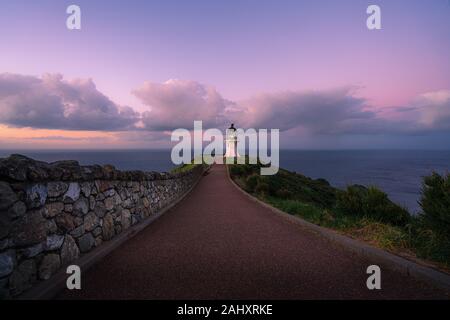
[229,162,450,272]
[266,197,410,251]
[171,163,199,174]
[268,195,450,271]
[170,155,217,174]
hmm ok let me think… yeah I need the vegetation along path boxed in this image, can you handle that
[58,165,449,299]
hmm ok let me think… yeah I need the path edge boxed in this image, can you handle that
[225,165,450,293]
[19,165,211,300]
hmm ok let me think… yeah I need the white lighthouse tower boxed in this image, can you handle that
[224,123,240,158]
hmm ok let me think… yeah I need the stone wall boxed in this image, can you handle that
[0,155,206,299]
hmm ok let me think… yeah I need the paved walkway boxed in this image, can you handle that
[58,165,449,299]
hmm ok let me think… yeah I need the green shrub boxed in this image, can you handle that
[275,189,293,199]
[255,181,270,196]
[365,187,410,226]
[241,164,255,175]
[336,185,366,216]
[267,198,326,225]
[419,172,450,236]
[245,174,259,192]
[316,178,331,186]
[337,185,410,226]
[228,162,337,208]
[171,163,198,174]
[229,165,244,176]
[409,215,450,266]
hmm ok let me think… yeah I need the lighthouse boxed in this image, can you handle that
[224,123,240,158]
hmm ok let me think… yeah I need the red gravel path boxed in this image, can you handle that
[58,165,449,299]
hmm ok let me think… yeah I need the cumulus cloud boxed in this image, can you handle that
[0,73,139,131]
[226,87,396,134]
[133,82,393,135]
[225,88,450,136]
[1,73,449,143]
[133,79,230,131]
[415,90,450,131]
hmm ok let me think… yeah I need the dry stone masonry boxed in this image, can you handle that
[0,154,205,299]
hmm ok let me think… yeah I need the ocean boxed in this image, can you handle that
[280,150,450,214]
[1,149,449,214]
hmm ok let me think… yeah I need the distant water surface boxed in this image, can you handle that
[280,150,450,214]
[0,150,176,173]
[1,149,449,213]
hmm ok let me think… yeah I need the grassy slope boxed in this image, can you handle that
[171,163,198,174]
[170,155,215,174]
[229,163,450,272]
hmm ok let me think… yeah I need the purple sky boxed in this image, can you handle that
[0,0,449,149]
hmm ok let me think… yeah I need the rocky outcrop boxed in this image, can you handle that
[0,155,205,299]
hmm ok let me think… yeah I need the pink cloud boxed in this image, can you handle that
[1,73,450,144]
[0,73,139,131]
[133,79,230,131]
[415,90,450,130]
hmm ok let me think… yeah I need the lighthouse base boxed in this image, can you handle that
[225,141,240,158]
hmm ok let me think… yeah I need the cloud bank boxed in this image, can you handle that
[0,73,138,131]
[133,79,229,131]
[1,73,450,148]
[415,90,450,131]
[226,87,376,134]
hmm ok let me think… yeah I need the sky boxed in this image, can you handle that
[0,0,449,149]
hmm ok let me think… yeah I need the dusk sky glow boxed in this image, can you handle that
[0,0,449,149]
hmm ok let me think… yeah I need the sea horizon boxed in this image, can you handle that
[2,148,450,151]
[2,149,449,214]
